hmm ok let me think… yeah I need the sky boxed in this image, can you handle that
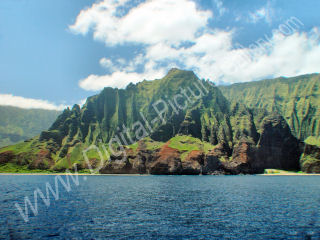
[0,0,319,110]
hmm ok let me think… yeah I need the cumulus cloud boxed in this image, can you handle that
[0,94,66,110]
[70,0,320,90]
[70,0,211,46]
[79,68,166,91]
[210,30,320,83]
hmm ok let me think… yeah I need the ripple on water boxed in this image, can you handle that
[0,175,319,239]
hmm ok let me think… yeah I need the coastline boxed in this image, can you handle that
[259,173,320,176]
[0,173,319,176]
[0,173,148,176]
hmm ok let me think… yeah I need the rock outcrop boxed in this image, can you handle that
[0,151,14,165]
[300,137,320,173]
[96,116,301,175]
[226,138,257,174]
[253,115,301,172]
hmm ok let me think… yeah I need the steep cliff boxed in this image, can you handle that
[219,73,320,140]
[0,69,304,174]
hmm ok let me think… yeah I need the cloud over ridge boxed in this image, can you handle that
[70,0,320,91]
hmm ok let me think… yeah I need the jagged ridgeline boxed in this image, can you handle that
[0,69,317,173]
[40,69,230,153]
[0,69,232,171]
[219,73,320,140]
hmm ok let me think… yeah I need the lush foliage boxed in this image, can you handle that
[0,106,60,147]
[0,69,318,173]
[305,136,320,147]
[220,73,320,140]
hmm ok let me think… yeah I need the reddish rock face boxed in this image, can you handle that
[181,150,204,175]
[149,142,182,175]
[29,149,54,170]
[233,141,251,164]
[0,151,14,164]
[227,138,256,174]
[157,142,180,161]
[185,150,204,164]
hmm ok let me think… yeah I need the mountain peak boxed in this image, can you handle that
[166,68,196,78]
[161,68,199,88]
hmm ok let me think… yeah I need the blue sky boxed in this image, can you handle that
[0,0,319,110]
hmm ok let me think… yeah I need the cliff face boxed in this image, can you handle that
[0,69,306,174]
[219,74,320,140]
[33,69,236,169]
[300,137,320,173]
[100,116,301,175]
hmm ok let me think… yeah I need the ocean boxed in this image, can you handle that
[0,175,319,239]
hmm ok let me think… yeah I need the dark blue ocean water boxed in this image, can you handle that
[0,175,319,239]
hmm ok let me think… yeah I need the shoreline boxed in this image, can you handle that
[259,173,320,176]
[0,173,319,176]
[0,173,148,176]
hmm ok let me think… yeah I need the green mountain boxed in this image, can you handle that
[0,106,60,147]
[0,69,317,174]
[219,73,320,140]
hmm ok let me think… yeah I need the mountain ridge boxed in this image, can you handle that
[0,69,318,174]
[0,106,61,148]
[219,73,320,140]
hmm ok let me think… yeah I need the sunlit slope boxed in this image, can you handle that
[220,73,320,140]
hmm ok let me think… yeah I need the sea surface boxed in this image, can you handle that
[0,175,319,239]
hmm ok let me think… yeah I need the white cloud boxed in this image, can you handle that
[99,58,115,71]
[0,94,67,110]
[71,0,320,90]
[79,68,166,91]
[191,29,320,84]
[70,0,212,46]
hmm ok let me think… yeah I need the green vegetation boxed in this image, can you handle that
[1,69,319,173]
[169,135,215,161]
[0,162,92,174]
[128,135,215,162]
[143,137,164,151]
[20,69,230,170]
[305,136,320,147]
[263,169,304,174]
[220,73,320,140]
[169,135,214,153]
[0,163,55,173]
[0,106,60,147]
[127,142,139,152]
